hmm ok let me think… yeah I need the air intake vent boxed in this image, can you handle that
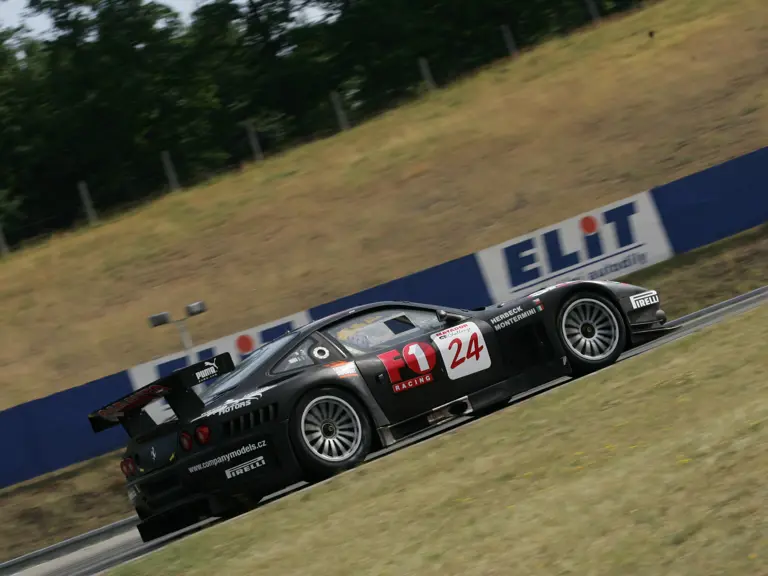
[222,403,278,438]
[503,322,556,373]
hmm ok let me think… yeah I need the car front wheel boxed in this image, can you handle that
[289,387,373,481]
[556,292,627,376]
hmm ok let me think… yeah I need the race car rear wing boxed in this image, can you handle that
[87,352,236,437]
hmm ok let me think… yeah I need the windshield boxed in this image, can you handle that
[200,331,298,403]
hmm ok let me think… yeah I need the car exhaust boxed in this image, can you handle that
[427,397,472,425]
[449,400,469,416]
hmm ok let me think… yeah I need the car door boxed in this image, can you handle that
[322,306,499,423]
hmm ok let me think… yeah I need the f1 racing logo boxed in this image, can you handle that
[377,342,437,393]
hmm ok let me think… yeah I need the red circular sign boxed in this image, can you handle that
[236,334,255,354]
[402,342,436,374]
[580,215,598,235]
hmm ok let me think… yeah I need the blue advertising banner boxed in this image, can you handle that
[650,147,768,254]
[1,371,132,487]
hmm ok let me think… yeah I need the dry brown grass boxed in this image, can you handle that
[1,225,765,563]
[1,0,766,410]
[0,450,132,563]
[108,301,768,576]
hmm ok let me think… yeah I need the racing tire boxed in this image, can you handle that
[289,387,373,482]
[556,292,627,377]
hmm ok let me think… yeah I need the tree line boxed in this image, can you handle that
[0,0,640,247]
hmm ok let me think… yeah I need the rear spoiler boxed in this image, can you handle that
[88,352,236,437]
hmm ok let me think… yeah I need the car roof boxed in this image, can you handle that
[291,300,449,339]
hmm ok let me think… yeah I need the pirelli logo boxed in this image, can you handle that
[225,456,266,479]
[630,290,659,310]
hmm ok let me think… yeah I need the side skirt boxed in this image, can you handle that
[376,357,570,447]
[628,323,682,347]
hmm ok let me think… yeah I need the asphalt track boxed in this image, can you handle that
[8,287,768,576]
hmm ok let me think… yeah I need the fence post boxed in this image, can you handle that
[243,121,265,162]
[418,57,437,91]
[330,91,350,131]
[501,25,518,57]
[161,150,181,191]
[584,0,601,23]
[78,181,98,226]
[0,224,9,257]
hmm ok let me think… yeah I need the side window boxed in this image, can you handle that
[273,338,327,374]
[405,309,445,332]
[324,308,445,357]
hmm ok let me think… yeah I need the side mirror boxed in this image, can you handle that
[436,310,464,325]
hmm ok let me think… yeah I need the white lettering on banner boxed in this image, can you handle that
[630,290,660,310]
[475,192,674,303]
[431,322,492,380]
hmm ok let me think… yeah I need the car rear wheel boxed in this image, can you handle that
[557,292,626,376]
[290,387,373,481]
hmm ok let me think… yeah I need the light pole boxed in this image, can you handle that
[148,301,208,352]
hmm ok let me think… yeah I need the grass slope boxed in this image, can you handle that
[1,224,765,563]
[1,0,766,409]
[107,303,768,576]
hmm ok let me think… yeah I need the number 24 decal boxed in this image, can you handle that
[431,322,492,380]
[448,332,484,369]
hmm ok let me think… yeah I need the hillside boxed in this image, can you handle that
[1,0,766,409]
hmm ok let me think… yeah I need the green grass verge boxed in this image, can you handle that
[107,298,768,575]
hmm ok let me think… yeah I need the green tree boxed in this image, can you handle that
[0,0,641,247]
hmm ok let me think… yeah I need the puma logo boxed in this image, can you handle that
[195,358,219,382]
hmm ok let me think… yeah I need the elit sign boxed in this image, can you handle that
[476,192,674,301]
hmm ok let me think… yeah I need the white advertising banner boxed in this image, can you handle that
[476,191,674,302]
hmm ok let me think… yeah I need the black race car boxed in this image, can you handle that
[89,279,674,542]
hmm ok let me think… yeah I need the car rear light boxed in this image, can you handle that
[120,457,136,477]
[180,431,193,451]
[195,425,211,445]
